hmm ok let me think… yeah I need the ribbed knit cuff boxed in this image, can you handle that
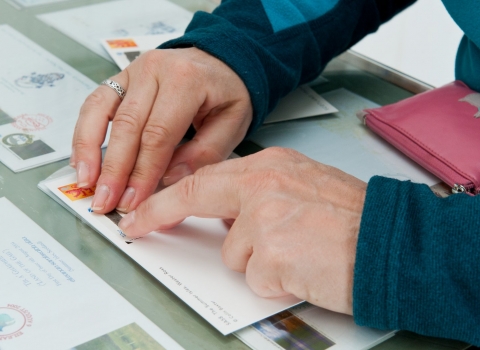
[353,176,404,330]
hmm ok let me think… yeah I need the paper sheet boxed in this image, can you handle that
[101,33,182,70]
[0,197,183,349]
[40,172,302,335]
[251,88,439,185]
[4,0,69,8]
[264,86,338,124]
[235,304,394,350]
[0,25,106,172]
[38,0,193,61]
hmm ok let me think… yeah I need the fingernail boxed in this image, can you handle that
[162,163,192,186]
[91,184,110,211]
[76,161,89,187]
[116,187,136,213]
[119,210,136,234]
[70,147,76,167]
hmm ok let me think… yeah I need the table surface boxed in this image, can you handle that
[0,0,472,349]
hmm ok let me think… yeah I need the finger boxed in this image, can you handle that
[73,72,127,187]
[115,75,206,213]
[118,170,242,238]
[91,68,159,213]
[245,251,291,299]
[161,104,252,186]
[221,213,253,273]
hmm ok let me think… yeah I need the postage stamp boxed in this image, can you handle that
[58,183,96,201]
[1,133,55,160]
[106,39,138,49]
[12,114,53,132]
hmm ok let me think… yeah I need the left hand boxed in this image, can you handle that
[119,147,367,314]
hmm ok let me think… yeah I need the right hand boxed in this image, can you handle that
[71,47,253,214]
[119,148,367,314]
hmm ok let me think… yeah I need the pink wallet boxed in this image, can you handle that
[357,81,480,195]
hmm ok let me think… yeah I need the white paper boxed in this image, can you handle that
[4,0,69,8]
[101,33,182,70]
[0,197,183,350]
[41,173,302,335]
[38,0,193,61]
[264,86,338,124]
[252,88,439,185]
[0,25,106,172]
[235,304,394,350]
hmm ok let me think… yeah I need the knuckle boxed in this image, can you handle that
[73,137,91,150]
[261,147,301,161]
[245,272,270,298]
[83,89,108,108]
[176,174,198,205]
[261,245,283,271]
[141,50,162,68]
[171,59,205,85]
[221,244,236,271]
[112,107,143,132]
[141,122,172,150]
[139,197,155,219]
[129,167,155,183]
[100,161,130,179]
[173,58,197,76]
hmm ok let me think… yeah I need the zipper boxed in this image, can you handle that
[452,183,475,195]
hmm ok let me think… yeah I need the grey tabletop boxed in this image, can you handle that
[0,0,472,349]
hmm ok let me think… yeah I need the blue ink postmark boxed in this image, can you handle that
[15,72,64,89]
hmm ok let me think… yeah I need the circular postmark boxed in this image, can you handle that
[0,305,33,341]
[12,114,52,132]
[2,134,34,147]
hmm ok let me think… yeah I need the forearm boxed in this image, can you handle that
[160,0,416,133]
[355,176,480,345]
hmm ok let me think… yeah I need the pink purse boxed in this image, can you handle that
[357,81,480,195]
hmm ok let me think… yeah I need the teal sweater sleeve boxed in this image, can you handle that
[159,0,415,134]
[355,177,480,345]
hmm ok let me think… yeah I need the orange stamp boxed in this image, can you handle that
[59,183,96,201]
[106,39,138,49]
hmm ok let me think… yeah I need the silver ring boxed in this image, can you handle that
[101,79,126,100]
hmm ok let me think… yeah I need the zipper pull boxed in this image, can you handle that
[356,110,368,125]
[452,184,467,194]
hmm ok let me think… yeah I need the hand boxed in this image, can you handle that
[119,147,367,314]
[71,48,252,214]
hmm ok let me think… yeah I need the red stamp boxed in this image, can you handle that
[59,183,96,201]
[0,304,33,341]
[12,114,52,132]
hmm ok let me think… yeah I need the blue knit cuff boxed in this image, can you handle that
[353,176,401,331]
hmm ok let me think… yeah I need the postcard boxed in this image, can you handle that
[40,172,302,335]
[0,25,106,172]
[0,197,183,349]
[235,303,394,350]
[101,33,182,70]
[38,0,193,61]
[252,88,439,185]
[264,86,338,124]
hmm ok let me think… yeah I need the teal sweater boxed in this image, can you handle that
[160,0,480,345]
